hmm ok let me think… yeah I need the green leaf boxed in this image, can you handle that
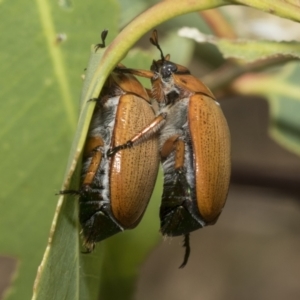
[32,43,122,298]
[9,0,300,299]
[0,0,119,299]
[33,36,163,300]
[232,62,300,156]
[178,27,300,62]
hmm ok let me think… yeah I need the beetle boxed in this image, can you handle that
[60,30,159,252]
[110,30,231,267]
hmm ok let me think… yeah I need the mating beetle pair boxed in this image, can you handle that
[61,30,230,267]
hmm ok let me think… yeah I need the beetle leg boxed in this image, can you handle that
[160,135,180,159]
[174,139,185,170]
[107,112,167,156]
[83,136,104,157]
[161,136,185,169]
[115,66,154,79]
[81,242,95,254]
[172,139,192,268]
[57,190,81,196]
[82,147,103,186]
[179,233,190,269]
[160,138,192,267]
[145,88,153,99]
[58,137,104,196]
[58,144,103,195]
[82,136,104,186]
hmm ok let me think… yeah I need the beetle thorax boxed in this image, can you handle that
[159,98,189,149]
[151,73,179,105]
[159,74,181,105]
[161,74,177,93]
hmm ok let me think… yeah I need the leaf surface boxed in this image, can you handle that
[0,1,119,299]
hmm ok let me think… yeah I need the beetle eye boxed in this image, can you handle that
[161,62,177,79]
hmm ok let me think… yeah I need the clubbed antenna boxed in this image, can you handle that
[150,29,165,61]
[95,29,109,52]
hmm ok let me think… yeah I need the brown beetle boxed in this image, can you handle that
[110,30,231,267]
[60,31,159,251]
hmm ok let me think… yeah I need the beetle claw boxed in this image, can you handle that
[88,97,98,102]
[82,242,95,254]
[56,190,80,196]
[107,141,133,157]
[107,147,118,157]
[179,233,190,268]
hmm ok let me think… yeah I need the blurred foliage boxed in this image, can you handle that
[179,27,300,62]
[1,0,300,300]
[232,62,300,156]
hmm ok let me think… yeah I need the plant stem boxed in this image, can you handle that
[200,9,237,39]
[232,0,300,22]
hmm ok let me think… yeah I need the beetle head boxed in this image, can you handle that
[151,59,178,79]
[150,30,190,80]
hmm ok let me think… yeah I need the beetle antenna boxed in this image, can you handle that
[179,234,190,268]
[150,29,165,61]
[95,29,109,52]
